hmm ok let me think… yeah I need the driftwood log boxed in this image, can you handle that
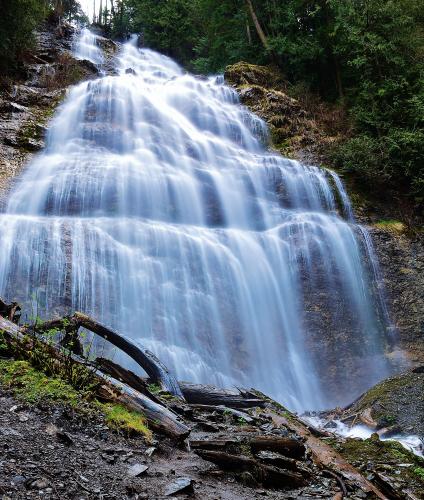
[0,314,190,439]
[90,358,266,411]
[249,436,306,459]
[195,450,305,488]
[33,312,184,399]
[179,381,266,409]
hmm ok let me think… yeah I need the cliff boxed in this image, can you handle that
[0,22,99,208]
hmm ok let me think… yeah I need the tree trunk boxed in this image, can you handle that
[179,381,265,408]
[245,0,269,50]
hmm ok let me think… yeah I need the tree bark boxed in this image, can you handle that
[179,381,265,408]
[245,0,270,50]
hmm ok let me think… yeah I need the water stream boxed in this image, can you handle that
[0,32,396,411]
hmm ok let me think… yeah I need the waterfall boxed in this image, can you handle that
[0,32,395,411]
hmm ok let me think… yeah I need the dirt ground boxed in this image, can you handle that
[0,389,342,499]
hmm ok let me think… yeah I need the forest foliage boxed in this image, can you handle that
[1,0,423,205]
[0,0,86,74]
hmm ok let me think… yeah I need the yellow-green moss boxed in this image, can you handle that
[0,358,152,440]
[101,403,152,441]
[0,359,84,406]
[374,219,406,234]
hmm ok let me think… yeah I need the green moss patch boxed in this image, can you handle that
[329,435,424,495]
[0,359,85,407]
[0,358,152,440]
[102,403,152,441]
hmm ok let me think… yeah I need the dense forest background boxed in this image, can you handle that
[1,0,423,208]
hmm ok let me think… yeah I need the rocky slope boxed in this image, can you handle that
[1,355,423,499]
[0,22,99,208]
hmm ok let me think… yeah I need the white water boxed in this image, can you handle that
[73,28,104,65]
[305,416,424,458]
[0,32,395,411]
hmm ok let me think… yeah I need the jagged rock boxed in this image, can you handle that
[29,478,49,490]
[164,477,194,496]
[127,463,148,477]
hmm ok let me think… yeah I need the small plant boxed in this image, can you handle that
[413,467,424,481]
[147,383,162,394]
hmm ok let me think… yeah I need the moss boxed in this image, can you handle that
[0,359,85,407]
[17,91,65,151]
[0,358,152,440]
[331,436,424,494]
[147,383,162,394]
[413,467,424,480]
[374,219,406,234]
[101,403,152,441]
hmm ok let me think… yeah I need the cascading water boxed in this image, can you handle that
[0,32,396,410]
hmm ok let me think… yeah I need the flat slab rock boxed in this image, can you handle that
[127,463,149,477]
[164,477,194,496]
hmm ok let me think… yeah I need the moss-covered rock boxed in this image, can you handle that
[328,435,424,498]
[340,370,424,437]
[224,62,332,164]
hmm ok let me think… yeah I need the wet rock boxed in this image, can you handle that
[145,446,156,457]
[10,475,26,487]
[125,68,136,75]
[29,478,49,490]
[56,430,73,446]
[164,477,194,496]
[127,463,148,477]
[2,102,30,113]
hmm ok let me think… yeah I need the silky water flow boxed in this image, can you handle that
[0,31,398,411]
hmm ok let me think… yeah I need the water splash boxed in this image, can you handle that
[0,32,395,411]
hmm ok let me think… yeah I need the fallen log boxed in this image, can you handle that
[179,382,265,409]
[189,404,254,423]
[189,439,239,451]
[195,450,305,488]
[249,436,306,459]
[254,450,301,472]
[33,312,184,399]
[0,315,190,440]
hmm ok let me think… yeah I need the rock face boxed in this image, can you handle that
[0,22,99,207]
[369,226,424,367]
[337,368,424,437]
[224,62,337,164]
